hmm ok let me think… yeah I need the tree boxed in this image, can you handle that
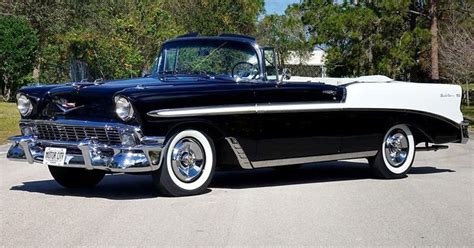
[429,0,439,81]
[163,0,264,36]
[0,15,38,101]
[9,1,183,83]
[439,1,473,105]
[299,0,432,81]
[108,1,184,73]
[257,4,312,67]
[9,0,72,81]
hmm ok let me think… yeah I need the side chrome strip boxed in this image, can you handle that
[147,102,344,118]
[224,136,378,169]
[251,151,378,168]
[148,105,256,118]
[225,137,253,169]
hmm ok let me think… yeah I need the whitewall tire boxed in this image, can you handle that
[370,124,416,179]
[153,129,216,196]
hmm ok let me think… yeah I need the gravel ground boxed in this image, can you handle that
[0,139,472,247]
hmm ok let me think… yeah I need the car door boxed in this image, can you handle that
[253,81,345,162]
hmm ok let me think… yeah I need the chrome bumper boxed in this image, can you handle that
[7,134,165,173]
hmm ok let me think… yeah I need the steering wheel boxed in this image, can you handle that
[232,62,258,80]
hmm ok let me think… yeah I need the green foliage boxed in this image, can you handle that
[59,29,144,80]
[163,0,264,36]
[300,0,431,80]
[4,0,461,91]
[0,15,38,101]
[257,5,313,67]
[4,0,263,88]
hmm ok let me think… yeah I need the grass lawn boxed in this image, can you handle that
[0,102,20,145]
[461,105,474,130]
[463,84,474,91]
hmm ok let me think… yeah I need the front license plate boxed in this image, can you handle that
[43,147,67,166]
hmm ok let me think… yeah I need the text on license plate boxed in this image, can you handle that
[43,147,67,166]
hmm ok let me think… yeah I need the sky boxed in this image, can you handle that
[265,0,300,15]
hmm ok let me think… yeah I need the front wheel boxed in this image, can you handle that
[370,124,416,179]
[152,129,216,196]
[48,166,105,188]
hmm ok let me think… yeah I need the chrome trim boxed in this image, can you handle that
[384,130,409,167]
[114,95,135,121]
[148,105,256,118]
[171,137,206,182]
[225,137,253,169]
[78,140,94,170]
[251,151,378,168]
[257,102,343,113]
[140,136,166,145]
[18,136,35,164]
[20,119,143,145]
[147,102,344,118]
[17,93,33,117]
[20,119,139,130]
[7,120,165,173]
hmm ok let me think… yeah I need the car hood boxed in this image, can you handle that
[18,77,163,122]
[17,76,236,122]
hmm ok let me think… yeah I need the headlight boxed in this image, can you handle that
[114,96,134,121]
[17,94,33,117]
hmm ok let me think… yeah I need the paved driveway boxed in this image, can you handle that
[0,140,472,246]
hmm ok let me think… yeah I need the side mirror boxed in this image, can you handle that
[280,68,291,83]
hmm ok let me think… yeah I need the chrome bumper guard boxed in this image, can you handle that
[7,126,165,173]
[460,120,469,144]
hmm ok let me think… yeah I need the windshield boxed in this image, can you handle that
[155,40,260,80]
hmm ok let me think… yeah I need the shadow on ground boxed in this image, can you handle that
[9,161,454,200]
[211,162,454,189]
[10,173,159,200]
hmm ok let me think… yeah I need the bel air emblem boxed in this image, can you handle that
[54,98,84,114]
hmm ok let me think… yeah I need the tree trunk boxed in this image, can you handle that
[4,87,11,102]
[1,73,7,101]
[1,74,4,97]
[430,0,439,82]
[33,64,40,81]
[466,82,471,107]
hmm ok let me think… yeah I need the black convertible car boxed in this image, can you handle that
[8,34,469,196]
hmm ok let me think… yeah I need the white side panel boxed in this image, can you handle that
[344,82,463,123]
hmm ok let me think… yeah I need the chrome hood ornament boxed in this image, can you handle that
[54,98,84,114]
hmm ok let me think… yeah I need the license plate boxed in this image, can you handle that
[43,147,67,166]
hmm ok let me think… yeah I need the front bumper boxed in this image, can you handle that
[7,122,165,173]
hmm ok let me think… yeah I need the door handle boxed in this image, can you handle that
[322,90,337,96]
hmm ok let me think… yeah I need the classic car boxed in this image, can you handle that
[7,33,469,196]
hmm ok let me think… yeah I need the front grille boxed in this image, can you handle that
[33,123,122,144]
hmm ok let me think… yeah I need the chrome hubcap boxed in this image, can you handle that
[384,129,409,167]
[171,137,205,182]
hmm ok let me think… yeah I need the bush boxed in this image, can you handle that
[0,15,38,101]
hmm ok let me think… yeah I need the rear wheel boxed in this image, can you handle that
[48,166,105,188]
[370,124,416,179]
[152,129,216,196]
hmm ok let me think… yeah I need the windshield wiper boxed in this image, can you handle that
[158,70,179,81]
